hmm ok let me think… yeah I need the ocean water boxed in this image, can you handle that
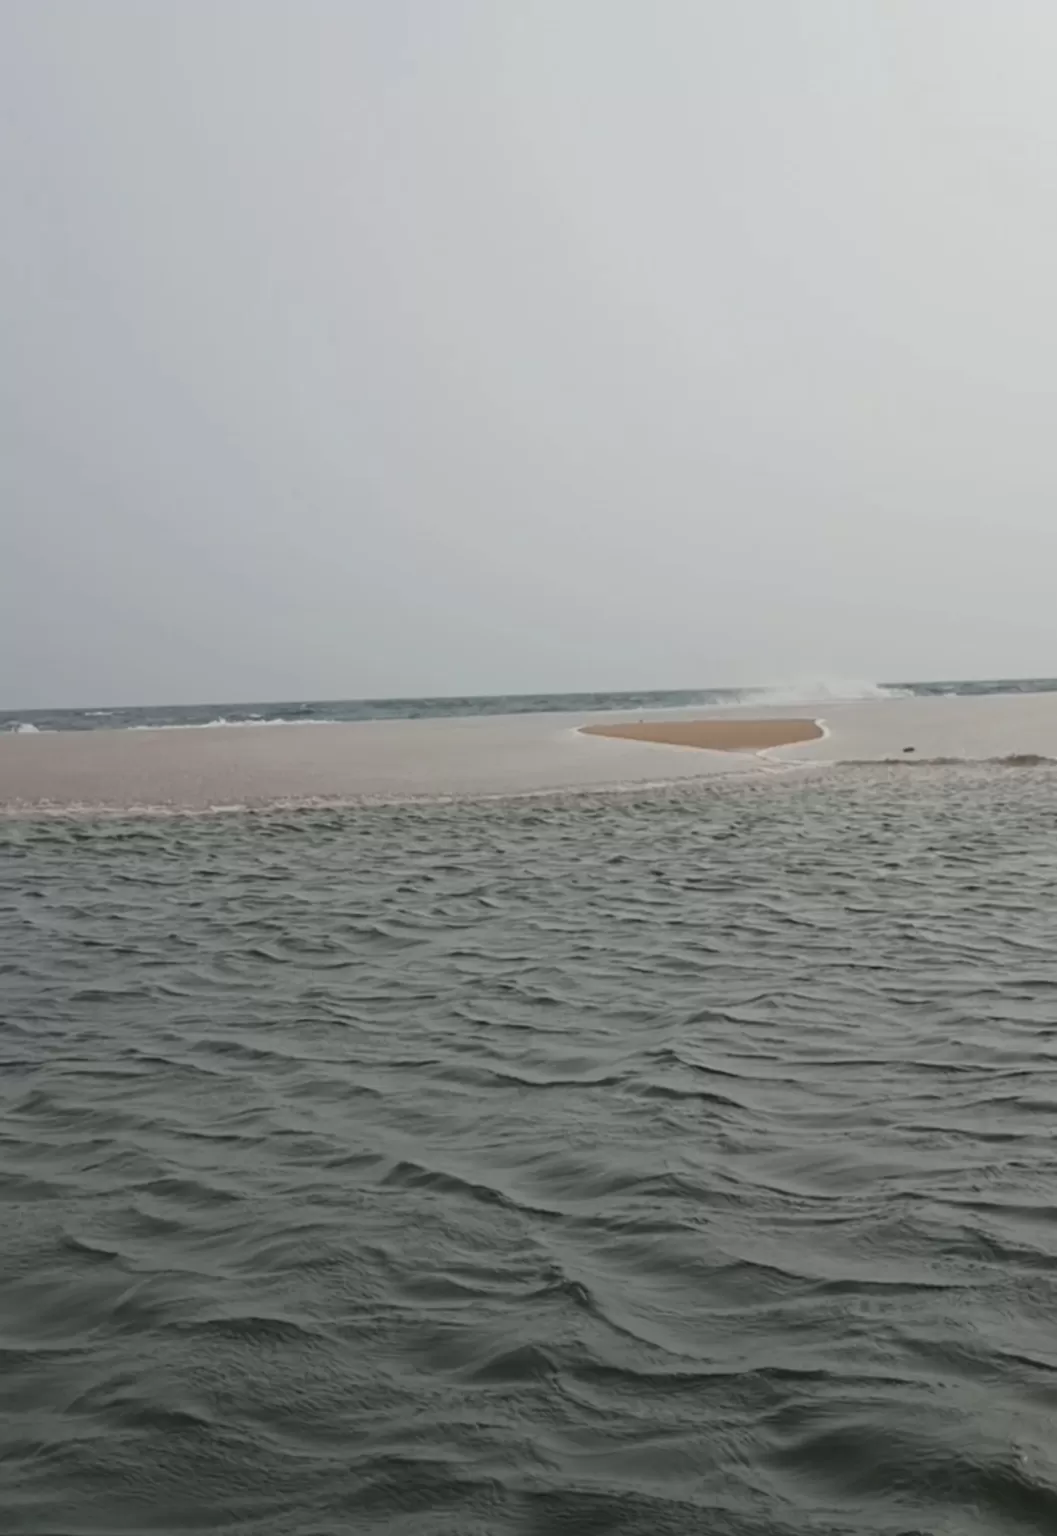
[4,766,1057,1534]
[5,675,1057,733]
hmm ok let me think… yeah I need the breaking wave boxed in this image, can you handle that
[4,678,1057,736]
[734,677,912,707]
[127,716,344,731]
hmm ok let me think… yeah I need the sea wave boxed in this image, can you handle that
[127,716,345,730]
[733,677,912,707]
[5,676,1057,736]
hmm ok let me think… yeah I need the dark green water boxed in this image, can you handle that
[3,767,1057,1534]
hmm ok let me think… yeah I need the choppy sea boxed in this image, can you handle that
[4,758,1057,1533]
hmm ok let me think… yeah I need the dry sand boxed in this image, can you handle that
[580,719,823,751]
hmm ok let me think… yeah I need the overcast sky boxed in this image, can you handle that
[3,1,1057,705]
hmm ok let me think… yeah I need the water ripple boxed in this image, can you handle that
[2,766,1057,1532]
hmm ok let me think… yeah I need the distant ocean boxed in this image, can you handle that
[5,675,1057,733]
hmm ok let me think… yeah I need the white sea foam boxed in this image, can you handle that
[128,717,343,731]
[733,678,910,708]
[12,722,42,734]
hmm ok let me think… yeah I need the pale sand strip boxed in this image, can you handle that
[581,719,823,751]
[0,713,767,811]
[7,695,1057,812]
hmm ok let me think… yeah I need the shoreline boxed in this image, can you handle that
[579,718,823,752]
[0,711,769,812]
[4,694,1057,812]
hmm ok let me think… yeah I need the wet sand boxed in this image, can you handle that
[5,692,1057,812]
[0,712,767,812]
[580,719,822,751]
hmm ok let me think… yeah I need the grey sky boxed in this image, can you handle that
[3,1,1056,706]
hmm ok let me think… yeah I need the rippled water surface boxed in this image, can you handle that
[3,767,1057,1534]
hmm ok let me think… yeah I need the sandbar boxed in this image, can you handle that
[0,712,771,812]
[580,719,823,751]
